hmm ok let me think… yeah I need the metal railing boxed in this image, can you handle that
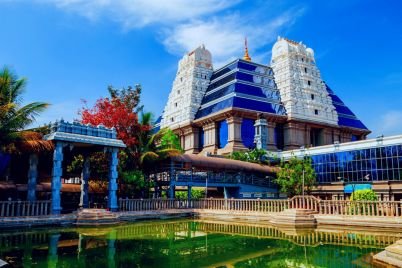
[0,200,51,217]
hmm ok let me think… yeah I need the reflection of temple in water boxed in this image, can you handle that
[0,220,399,267]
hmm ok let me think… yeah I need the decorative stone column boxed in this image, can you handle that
[284,122,304,150]
[51,142,64,214]
[79,156,90,209]
[267,122,277,151]
[201,122,218,154]
[254,115,268,150]
[183,126,200,154]
[27,154,38,202]
[108,148,118,212]
[219,116,246,154]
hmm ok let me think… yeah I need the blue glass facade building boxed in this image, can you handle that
[281,136,402,200]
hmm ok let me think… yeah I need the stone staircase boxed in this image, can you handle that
[75,209,120,226]
[270,209,317,228]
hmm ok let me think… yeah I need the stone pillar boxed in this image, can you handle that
[323,128,333,145]
[79,156,90,209]
[267,122,277,151]
[284,122,304,150]
[51,142,64,214]
[108,148,118,212]
[47,234,60,268]
[220,116,246,154]
[183,127,200,154]
[254,116,268,150]
[27,154,38,202]
[201,122,217,154]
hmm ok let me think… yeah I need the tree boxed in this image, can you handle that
[80,84,143,169]
[350,189,377,201]
[275,156,317,197]
[0,67,51,153]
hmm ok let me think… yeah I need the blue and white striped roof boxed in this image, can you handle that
[195,59,286,119]
[325,84,368,130]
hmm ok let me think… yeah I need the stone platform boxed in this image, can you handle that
[75,209,120,226]
[374,239,402,267]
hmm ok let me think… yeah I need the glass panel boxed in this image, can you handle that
[217,120,228,149]
[241,118,255,149]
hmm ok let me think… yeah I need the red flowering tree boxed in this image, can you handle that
[80,85,145,169]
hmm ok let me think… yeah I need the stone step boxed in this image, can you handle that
[75,209,120,226]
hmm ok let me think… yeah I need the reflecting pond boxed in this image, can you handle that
[0,219,400,267]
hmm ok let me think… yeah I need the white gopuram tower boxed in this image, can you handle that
[161,45,213,129]
[271,37,338,125]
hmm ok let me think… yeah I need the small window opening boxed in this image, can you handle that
[308,80,311,86]
[314,109,319,115]
[304,67,307,73]
[311,94,315,100]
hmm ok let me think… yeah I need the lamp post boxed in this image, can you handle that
[205,172,208,199]
[302,169,305,198]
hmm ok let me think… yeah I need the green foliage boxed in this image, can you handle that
[229,148,268,164]
[350,189,378,201]
[160,129,182,150]
[175,189,205,200]
[275,156,317,197]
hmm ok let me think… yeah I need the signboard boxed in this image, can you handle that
[344,184,372,194]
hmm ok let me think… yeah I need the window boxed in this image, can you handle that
[308,80,311,86]
[174,102,177,107]
[170,117,174,122]
[180,77,183,82]
[177,90,180,95]
[311,94,315,100]
[314,109,319,115]
[304,67,308,73]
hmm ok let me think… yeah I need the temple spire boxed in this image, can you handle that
[243,37,251,61]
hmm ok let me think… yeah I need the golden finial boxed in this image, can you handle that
[243,37,251,61]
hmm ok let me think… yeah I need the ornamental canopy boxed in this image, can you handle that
[43,120,126,148]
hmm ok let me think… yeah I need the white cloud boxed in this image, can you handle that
[39,0,240,28]
[376,111,402,136]
[35,0,305,66]
[162,8,305,67]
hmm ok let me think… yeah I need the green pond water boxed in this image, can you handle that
[0,219,398,267]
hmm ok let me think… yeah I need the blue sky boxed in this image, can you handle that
[1,0,401,137]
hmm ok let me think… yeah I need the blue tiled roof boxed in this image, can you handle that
[195,59,286,119]
[325,84,368,130]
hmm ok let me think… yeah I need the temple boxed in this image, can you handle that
[159,37,370,155]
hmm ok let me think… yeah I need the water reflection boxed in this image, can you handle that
[0,220,400,267]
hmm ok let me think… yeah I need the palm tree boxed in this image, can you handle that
[0,67,52,153]
[138,113,182,166]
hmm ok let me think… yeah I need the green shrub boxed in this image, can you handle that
[175,189,205,200]
[350,189,377,201]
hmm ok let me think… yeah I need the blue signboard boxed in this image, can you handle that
[344,184,372,193]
